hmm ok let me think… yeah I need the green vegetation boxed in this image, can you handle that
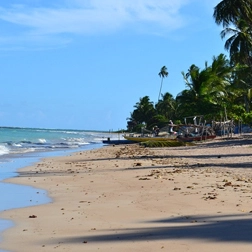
[127,0,252,132]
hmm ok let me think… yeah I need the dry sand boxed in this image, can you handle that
[1,136,252,251]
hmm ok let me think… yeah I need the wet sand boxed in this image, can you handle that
[1,137,252,251]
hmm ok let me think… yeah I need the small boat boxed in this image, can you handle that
[102,139,135,145]
[124,116,217,143]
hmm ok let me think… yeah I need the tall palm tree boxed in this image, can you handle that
[214,1,252,115]
[219,16,252,112]
[158,66,169,101]
[213,0,252,28]
[214,0,252,67]
[231,62,252,112]
[220,19,252,66]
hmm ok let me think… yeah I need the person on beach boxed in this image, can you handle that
[169,120,174,134]
[193,116,198,133]
[153,126,160,136]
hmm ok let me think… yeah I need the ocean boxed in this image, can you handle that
[0,127,120,246]
[0,127,116,156]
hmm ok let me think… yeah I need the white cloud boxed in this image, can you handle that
[0,0,193,48]
[0,1,191,33]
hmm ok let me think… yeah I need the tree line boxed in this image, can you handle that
[127,0,252,132]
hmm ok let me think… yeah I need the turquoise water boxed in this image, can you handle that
[0,127,113,156]
[0,127,119,248]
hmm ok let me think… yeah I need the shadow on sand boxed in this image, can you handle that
[54,214,252,244]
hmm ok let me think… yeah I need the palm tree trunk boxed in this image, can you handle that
[158,78,163,101]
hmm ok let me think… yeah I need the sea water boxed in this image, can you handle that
[0,127,120,247]
[0,127,115,156]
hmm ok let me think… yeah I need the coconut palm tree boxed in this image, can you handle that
[207,54,235,117]
[156,92,178,121]
[220,19,252,67]
[130,96,156,127]
[219,16,252,112]
[178,64,213,116]
[230,62,252,112]
[214,1,252,115]
[214,0,252,68]
[177,55,234,119]
[208,54,233,100]
[158,66,169,101]
[213,0,252,28]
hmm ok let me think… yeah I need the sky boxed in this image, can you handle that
[0,0,226,131]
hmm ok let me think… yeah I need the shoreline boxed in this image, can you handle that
[0,138,252,251]
[0,152,52,244]
[0,144,104,244]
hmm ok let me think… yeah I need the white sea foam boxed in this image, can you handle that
[10,148,36,154]
[66,138,89,146]
[0,145,10,156]
[0,127,105,158]
[38,138,47,143]
[78,142,89,145]
[12,143,22,147]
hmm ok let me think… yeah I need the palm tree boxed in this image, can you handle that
[219,16,252,112]
[130,96,156,128]
[156,92,178,120]
[208,54,233,97]
[213,0,252,28]
[214,1,252,67]
[220,19,252,67]
[214,1,252,116]
[177,55,233,119]
[207,54,234,116]
[231,63,252,112]
[178,64,212,116]
[158,66,169,101]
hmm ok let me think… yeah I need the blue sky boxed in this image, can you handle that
[0,0,225,131]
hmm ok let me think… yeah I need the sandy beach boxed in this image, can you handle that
[1,137,252,251]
